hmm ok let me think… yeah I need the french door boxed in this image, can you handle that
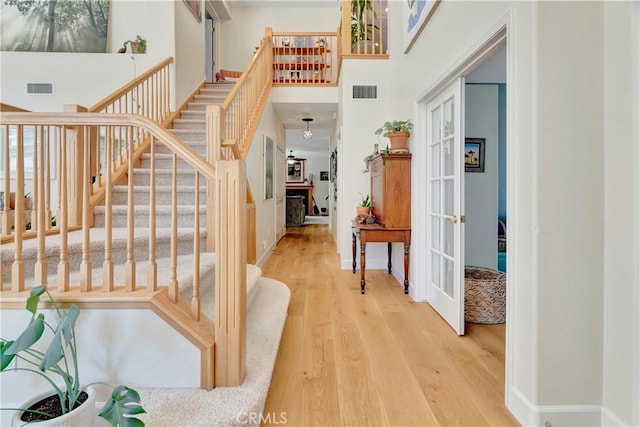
[426,78,466,335]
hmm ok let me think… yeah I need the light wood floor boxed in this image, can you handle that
[261,224,519,427]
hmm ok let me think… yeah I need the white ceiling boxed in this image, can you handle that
[273,102,337,153]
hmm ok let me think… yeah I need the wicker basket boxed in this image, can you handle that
[464,266,506,324]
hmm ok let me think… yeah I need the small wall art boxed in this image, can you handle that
[464,138,486,173]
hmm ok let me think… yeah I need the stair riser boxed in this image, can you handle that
[172,120,206,130]
[133,172,199,186]
[193,96,227,103]
[153,144,206,156]
[1,235,204,282]
[111,189,207,205]
[94,211,208,228]
[140,156,200,169]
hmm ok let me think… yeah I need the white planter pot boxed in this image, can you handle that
[12,387,96,427]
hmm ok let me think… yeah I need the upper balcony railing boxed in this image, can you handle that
[341,0,388,57]
[271,31,338,86]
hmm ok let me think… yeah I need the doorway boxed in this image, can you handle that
[414,29,507,336]
[205,14,216,82]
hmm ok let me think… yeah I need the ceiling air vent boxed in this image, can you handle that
[26,83,54,95]
[352,85,377,100]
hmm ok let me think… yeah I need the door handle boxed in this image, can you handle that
[447,215,458,224]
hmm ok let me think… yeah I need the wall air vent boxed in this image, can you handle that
[352,85,377,100]
[26,83,54,95]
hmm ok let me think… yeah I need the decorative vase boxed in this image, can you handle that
[12,387,96,427]
[388,131,410,152]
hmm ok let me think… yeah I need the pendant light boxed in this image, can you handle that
[302,117,313,140]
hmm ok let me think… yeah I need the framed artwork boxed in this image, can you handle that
[320,171,329,181]
[264,135,274,199]
[403,0,441,53]
[464,138,485,173]
[183,0,202,23]
[287,160,305,183]
[0,0,110,52]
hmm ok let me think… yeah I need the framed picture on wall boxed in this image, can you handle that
[287,160,305,182]
[264,135,274,199]
[403,0,441,53]
[464,138,485,173]
[183,0,202,23]
[320,171,329,181]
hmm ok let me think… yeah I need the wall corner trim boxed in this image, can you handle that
[509,387,606,427]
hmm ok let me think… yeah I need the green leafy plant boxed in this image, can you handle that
[351,0,377,44]
[133,35,146,50]
[359,192,371,207]
[375,120,414,138]
[1,286,146,425]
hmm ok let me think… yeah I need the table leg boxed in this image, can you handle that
[403,244,410,294]
[387,242,392,274]
[360,241,366,294]
[352,232,357,273]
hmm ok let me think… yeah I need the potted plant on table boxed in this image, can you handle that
[375,119,413,153]
[1,286,146,426]
[357,192,371,217]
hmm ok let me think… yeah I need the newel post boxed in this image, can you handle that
[214,159,247,386]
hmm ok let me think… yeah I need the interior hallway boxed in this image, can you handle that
[261,224,518,426]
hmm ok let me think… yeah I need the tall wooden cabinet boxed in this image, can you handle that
[369,153,411,228]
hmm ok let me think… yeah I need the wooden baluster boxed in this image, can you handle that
[34,125,47,286]
[57,128,69,292]
[125,126,136,292]
[80,125,92,292]
[103,127,114,292]
[147,138,157,292]
[192,171,200,320]
[11,125,25,292]
[2,125,11,236]
[31,126,38,230]
[169,152,178,302]
[44,127,52,230]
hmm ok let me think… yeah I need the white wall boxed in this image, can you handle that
[174,0,207,107]
[464,84,498,269]
[246,97,282,266]
[602,2,640,425]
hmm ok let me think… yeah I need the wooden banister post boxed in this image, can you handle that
[341,0,351,55]
[62,104,88,227]
[214,159,247,387]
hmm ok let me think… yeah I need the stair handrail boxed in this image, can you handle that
[218,28,273,160]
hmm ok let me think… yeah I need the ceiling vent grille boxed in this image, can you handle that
[26,83,54,95]
[352,85,377,100]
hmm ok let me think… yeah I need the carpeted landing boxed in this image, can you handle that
[96,277,290,427]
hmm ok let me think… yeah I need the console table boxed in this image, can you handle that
[352,222,411,294]
[352,153,412,294]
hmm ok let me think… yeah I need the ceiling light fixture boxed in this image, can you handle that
[302,117,313,140]
[287,150,296,163]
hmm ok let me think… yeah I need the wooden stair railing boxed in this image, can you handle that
[271,31,339,85]
[0,112,219,388]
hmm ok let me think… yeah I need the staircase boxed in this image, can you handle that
[1,82,263,305]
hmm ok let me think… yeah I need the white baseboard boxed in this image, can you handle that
[509,388,603,426]
[601,406,628,426]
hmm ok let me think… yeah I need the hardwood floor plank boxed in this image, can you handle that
[262,224,518,426]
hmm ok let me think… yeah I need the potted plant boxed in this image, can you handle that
[357,192,371,216]
[1,286,146,426]
[350,0,378,53]
[375,119,413,152]
[128,35,147,54]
